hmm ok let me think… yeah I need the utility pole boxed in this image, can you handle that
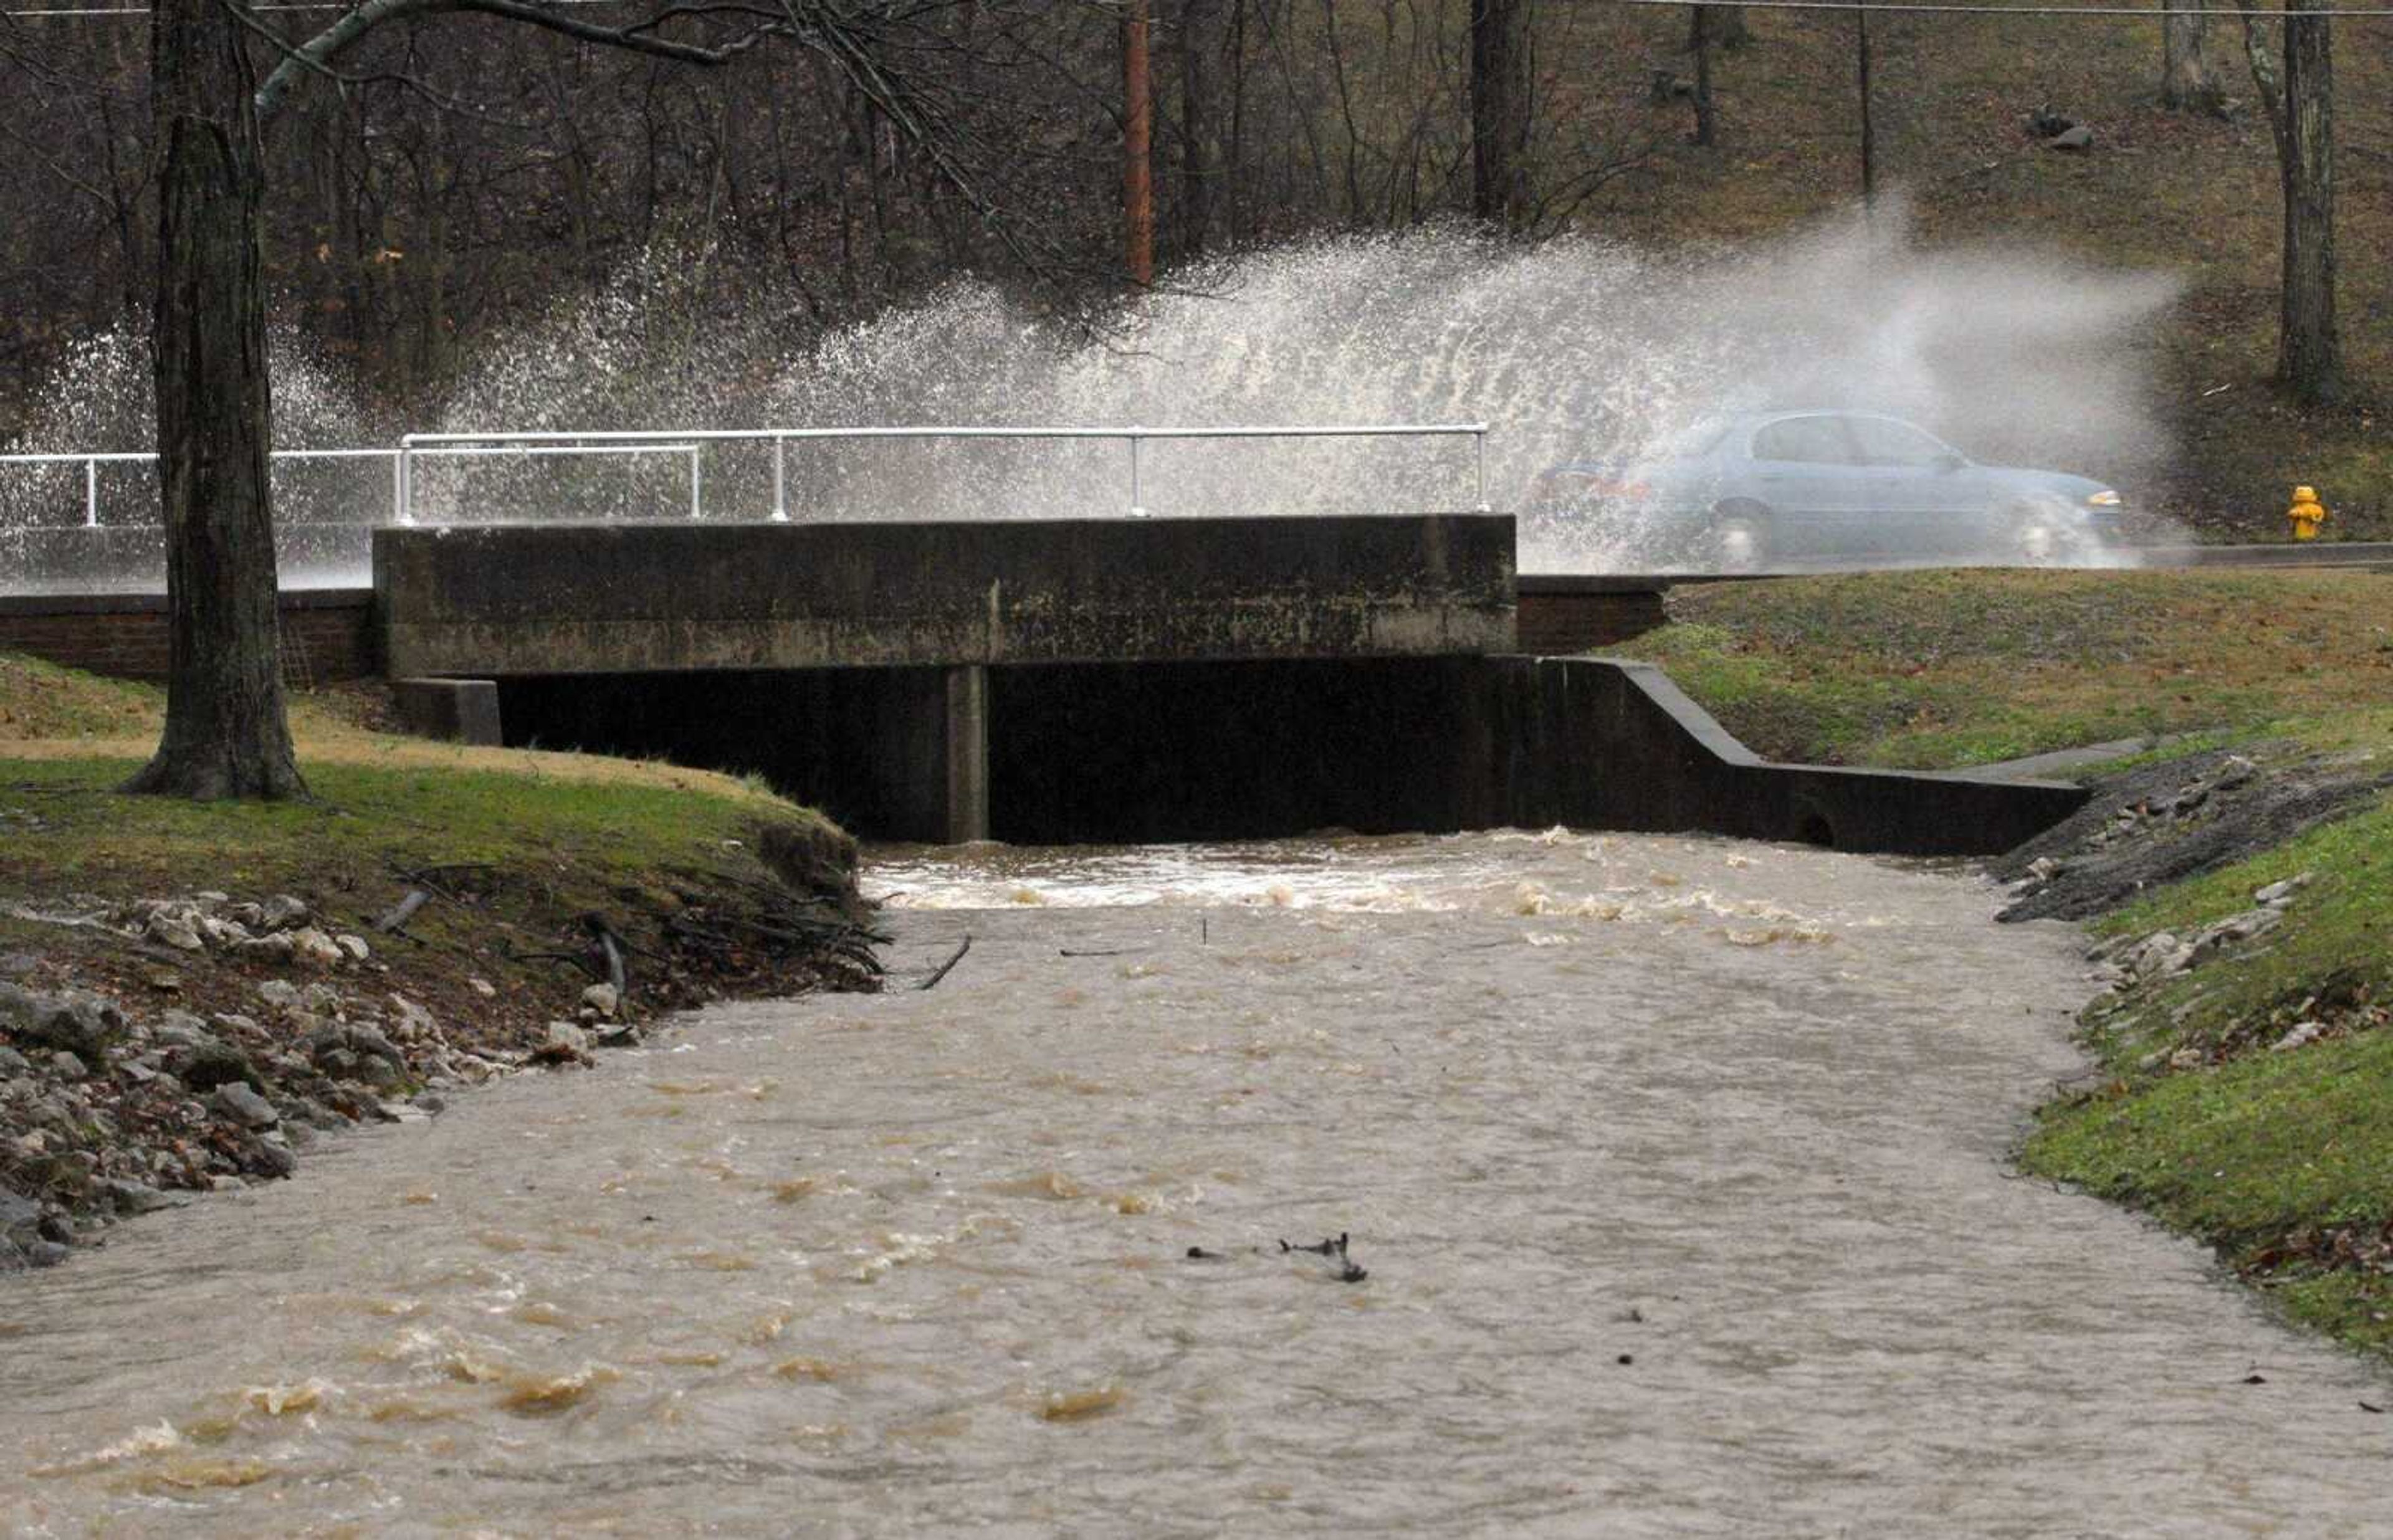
[1123,0,1155,287]
[1855,1,1876,207]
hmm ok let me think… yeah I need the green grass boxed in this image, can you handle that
[0,655,849,1017]
[2025,1026,2393,1353]
[1618,569,2393,768]
[0,654,160,741]
[0,754,770,901]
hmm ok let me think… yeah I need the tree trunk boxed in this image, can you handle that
[1855,1,1875,207]
[2276,12,2340,403]
[2240,4,2343,406]
[1691,4,1716,147]
[1177,0,1219,259]
[127,0,303,801]
[1688,5,1751,50]
[2162,1,2221,113]
[1123,0,1155,285]
[1470,0,1531,229]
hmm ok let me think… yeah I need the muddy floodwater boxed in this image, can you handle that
[2,831,2385,1535]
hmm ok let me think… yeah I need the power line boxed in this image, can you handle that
[7,0,2392,14]
[1608,0,2376,15]
[6,0,637,15]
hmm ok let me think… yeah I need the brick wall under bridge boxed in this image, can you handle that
[0,589,379,687]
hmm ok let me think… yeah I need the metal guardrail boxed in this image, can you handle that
[397,424,1494,524]
[4,424,1491,530]
[0,443,699,530]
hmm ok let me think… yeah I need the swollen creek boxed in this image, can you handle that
[1,830,2385,1534]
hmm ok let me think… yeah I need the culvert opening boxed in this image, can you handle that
[495,657,1491,845]
[1797,812,1838,848]
[988,657,1484,844]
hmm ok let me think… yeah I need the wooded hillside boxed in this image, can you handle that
[3,1,2386,538]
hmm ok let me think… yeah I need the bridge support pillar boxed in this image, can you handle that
[877,663,988,844]
[942,663,990,844]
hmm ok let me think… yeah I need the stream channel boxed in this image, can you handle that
[1,830,2386,1534]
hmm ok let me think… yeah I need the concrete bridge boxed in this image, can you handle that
[373,515,2085,852]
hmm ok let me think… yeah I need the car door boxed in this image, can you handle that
[1741,416,1867,559]
[1841,415,1992,559]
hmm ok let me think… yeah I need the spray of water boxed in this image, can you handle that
[5,201,2185,586]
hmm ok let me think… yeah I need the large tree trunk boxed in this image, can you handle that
[2241,5,2343,406]
[2161,1,2221,113]
[127,0,304,801]
[1470,0,1531,229]
[2276,13,2340,403]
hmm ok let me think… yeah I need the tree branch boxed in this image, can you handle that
[2234,0,2291,164]
[255,0,791,121]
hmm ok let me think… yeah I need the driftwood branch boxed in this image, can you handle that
[917,934,971,991]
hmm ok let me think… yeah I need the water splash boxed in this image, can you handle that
[434,204,2181,567]
[6,204,2182,585]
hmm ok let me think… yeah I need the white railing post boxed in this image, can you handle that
[397,441,416,526]
[84,458,98,528]
[1127,429,1147,518]
[689,444,703,520]
[771,434,789,523]
[1475,429,1490,512]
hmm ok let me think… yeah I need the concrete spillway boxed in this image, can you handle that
[373,516,2084,850]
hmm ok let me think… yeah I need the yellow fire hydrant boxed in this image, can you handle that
[2288,485,2328,541]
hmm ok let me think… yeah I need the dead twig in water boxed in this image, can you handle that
[1279,1232,1368,1283]
[1059,946,1145,958]
[918,935,972,991]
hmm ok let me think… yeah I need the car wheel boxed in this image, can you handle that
[1709,506,1771,573]
[2008,497,2088,567]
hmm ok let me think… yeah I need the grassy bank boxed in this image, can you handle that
[1619,568,2393,1359]
[1,655,872,1260]
[1618,568,2393,770]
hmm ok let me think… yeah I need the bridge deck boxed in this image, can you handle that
[373,515,1516,678]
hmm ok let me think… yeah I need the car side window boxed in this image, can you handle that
[1844,416,1954,468]
[1750,417,1856,466]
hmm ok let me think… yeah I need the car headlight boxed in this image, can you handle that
[2085,489,2123,508]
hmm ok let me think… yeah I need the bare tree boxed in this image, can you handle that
[1175,0,1221,258]
[2236,0,2343,405]
[129,0,1046,799]
[1469,0,1530,227]
[2161,0,2222,113]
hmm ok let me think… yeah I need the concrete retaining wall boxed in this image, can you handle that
[375,516,1517,677]
[4,566,1629,686]
[1481,657,2086,856]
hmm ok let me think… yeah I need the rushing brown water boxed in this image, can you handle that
[2,831,2384,1535]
